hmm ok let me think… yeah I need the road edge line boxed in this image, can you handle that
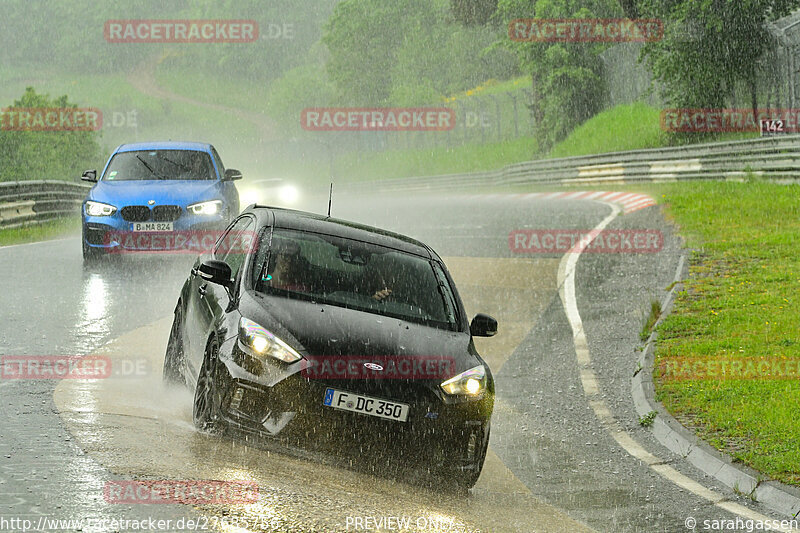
[558,201,798,532]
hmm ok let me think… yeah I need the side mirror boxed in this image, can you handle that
[81,169,97,182]
[198,259,232,287]
[470,313,497,337]
[224,168,243,181]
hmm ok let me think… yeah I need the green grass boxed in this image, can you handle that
[639,411,657,427]
[648,181,800,485]
[548,102,761,160]
[0,217,81,247]
[640,299,662,342]
[548,102,667,158]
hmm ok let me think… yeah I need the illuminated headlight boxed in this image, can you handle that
[188,200,222,215]
[441,365,487,397]
[85,201,116,217]
[238,317,302,363]
[239,189,260,207]
[279,185,300,205]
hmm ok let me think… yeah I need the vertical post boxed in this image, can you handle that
[494,95,501,141]
[511,93,519,138]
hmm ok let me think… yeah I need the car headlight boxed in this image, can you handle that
[441,365,487,397]
[279,185,300,205]
[188,200,222,215]
[85,200,116,217]
[238,317,302,363]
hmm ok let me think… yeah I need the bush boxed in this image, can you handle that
[0,87,102,182]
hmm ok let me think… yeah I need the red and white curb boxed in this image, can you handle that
[471,191,656,214]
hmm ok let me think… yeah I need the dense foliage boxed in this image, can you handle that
[495,0,623,150]
[0,88,102,182]
[638,0,800,112]
[322,0,517,106]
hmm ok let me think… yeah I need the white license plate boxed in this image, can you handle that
[323,388,409,422]
[131,222,173,232]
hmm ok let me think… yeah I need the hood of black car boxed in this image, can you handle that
[240,291,481,377]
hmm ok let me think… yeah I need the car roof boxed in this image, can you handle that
[246,206,434,258]
[114,141,213,152]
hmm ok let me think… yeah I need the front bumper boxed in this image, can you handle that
[82,209,229,253]
[214,338,493,476]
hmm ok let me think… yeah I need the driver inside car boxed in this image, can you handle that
[267,240,311,293]
[362,259,394,302]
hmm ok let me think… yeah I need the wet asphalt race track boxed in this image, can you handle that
[0,192,783,532]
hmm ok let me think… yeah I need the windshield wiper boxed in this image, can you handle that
[135,155,168,180]
[160,154,191,173]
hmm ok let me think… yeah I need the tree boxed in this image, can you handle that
[0,88,101,182]
[322,0,444,105]
[639,0,800,114]
[451,0,500,25]
[496,0,623,150]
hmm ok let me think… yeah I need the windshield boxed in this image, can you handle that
[253,228,459,330]
[102,150,215,181]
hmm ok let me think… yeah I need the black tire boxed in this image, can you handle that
[453,422,491,491]
[162,306,186,386]
[82,240,103,263]
[192,338,227,434]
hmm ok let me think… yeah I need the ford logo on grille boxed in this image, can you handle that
[363,362,383,371]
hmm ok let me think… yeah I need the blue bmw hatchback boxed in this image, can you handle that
[81,141,242,261]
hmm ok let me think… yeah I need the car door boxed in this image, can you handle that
[210,146,239,218]
[184,215,254,382]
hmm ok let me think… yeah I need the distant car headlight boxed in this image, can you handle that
[188,200,223,215]
[441,365,487,397]
[279,185,300,205]
[238,317,302,363]
[85,201,116,217]
[239,189,260,207]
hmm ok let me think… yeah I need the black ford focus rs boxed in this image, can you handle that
[163,205,497,489]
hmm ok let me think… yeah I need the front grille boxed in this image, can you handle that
[152,205,182,222]
[120,206,151,222]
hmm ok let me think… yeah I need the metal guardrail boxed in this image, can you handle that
[0,180,90,229]
[338,134,800,192]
